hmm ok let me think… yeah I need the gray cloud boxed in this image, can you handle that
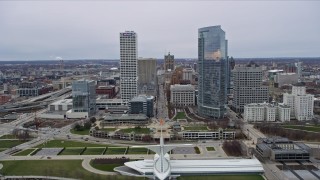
[0,1,319,60]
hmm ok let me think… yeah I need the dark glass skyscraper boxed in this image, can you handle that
[198,25,228,118]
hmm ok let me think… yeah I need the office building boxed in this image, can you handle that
[120,31,138,103]
[197,25,228,118]
[256,137,310,161]
[128,95,154,117]
[170,84,195,107]
[137,58,157,95]
[283,83,314,120]
[232,62,269,112]
[182,68,193,81]
[68,79,96,118]
[164,52,174,71]
[274,73,298,87]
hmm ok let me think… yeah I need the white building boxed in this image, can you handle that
[283,83,314,121]
[120,31,138,103]
[182,68,193,81]
[170,84,195,107]
[278,104,291,122]
[48,99,73,111]
[244,103,266,122]
[244,102,291,122]
[114,126,264,179]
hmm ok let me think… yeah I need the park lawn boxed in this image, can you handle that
[105,147,127,155]
[12,148,36,156]
[184,126,208,131]
[0,160,144,180]
[283,125,320,132]
[127,148,148,154]
[0,134,17,139]
[206,147,215,151]
[70,129,90,135]
[99,128,117,132]
[194,147,201,154]
[148,149,156,155]
[178,175,264,180]
[59,148,84,155]
[35,140,106,148]
[82,148,105,155]
[90,161,122,172]
[119,128,150,134]
[0,140,27,148]
[175,112,186,120]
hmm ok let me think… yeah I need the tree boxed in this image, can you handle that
[90,117,97,123]
[74,123,82,131]
[84,122,92,130]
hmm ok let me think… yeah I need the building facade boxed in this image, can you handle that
[120,31,138,103]
[164,52,174,71]
[71,79,96,116]
[170,84,195,107]
[128,95,154,117]
[244,102,290,122]
[283,83,314,121]
[137,58,157,95]
[232,62,269,112]
[197,25,228,118]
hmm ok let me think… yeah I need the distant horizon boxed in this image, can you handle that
[0,56,319,62]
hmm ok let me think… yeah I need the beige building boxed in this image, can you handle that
[138,58,157,94]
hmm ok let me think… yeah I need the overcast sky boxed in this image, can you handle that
[0,1,319,61]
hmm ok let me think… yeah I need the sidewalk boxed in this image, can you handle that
[81,158,118,175]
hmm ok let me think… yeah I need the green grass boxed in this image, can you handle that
[90,160,122,172]
[178,175,264,180]
[105,147,127,155]
[127,148,148,154]
[206,147,215,151]
[283,125,320,132]
[70,129,90,135]
[0,140,27,148]
[12,148,36,156]
[0,160,143,180]
[184,126,208,131]
[99,128,117,132]
[0,134,17,139]
[119,128,150,134]
[0,148,7,152]
[174,112,186,120]
[35,140,106,148]
[194,147,200,154]
[59,148,84,155]
[82,148,105,155]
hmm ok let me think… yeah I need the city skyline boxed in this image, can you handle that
[0,1,319,60]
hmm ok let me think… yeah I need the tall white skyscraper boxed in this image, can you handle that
[120,31,138,103]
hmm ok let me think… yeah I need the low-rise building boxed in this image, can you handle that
[48,99,73,111]
[0,94,11,105]
[96,85,116,98]
[256,137,310,161]
[170,84,195,107]
[179,129,235,140]
[100,113,149,126]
